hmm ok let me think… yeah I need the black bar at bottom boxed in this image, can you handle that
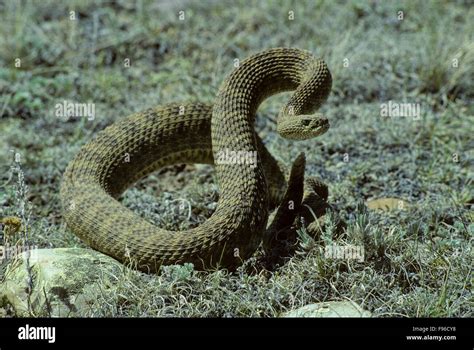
[0,317,471,348]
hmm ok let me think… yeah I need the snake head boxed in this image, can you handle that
[277,112,330,140]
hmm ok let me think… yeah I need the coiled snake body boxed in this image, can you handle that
[60,48,332,272]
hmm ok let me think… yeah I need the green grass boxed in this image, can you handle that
[0,0,473,317]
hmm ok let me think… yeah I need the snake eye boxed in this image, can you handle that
[301,119,311,127]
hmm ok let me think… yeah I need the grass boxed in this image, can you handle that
[0,0,473,317]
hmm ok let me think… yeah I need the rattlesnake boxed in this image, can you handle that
[60,48,332,272]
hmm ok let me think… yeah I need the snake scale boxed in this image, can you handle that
[60,48,332,272]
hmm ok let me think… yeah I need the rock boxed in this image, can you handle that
[366,197,410,211]
[281,301,372,317]
[0,248,123,317]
